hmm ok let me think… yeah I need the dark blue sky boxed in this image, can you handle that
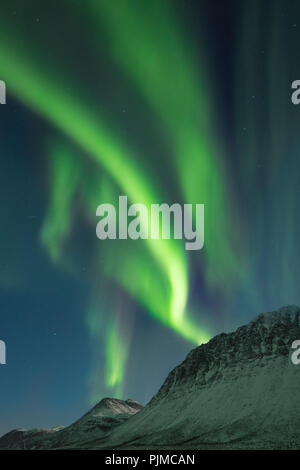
[1,0,300,436]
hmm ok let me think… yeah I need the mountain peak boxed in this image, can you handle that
[92,397,143,415]
[93,305,300,449]
[252,304,300,327]
[152,304,300,402]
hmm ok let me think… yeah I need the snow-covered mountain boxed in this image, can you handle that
[1,305,300,449]
[0,398,143,449]
[89,305,300,449]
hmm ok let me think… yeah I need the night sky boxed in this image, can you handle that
[1,0,300,435]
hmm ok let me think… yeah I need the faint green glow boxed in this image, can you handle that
[106,319,128,390]
[86,302,124,401]
[41,141,79,261]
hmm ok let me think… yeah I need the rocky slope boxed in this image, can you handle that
[1,305,300,449]
[0,398,143,449]
[88,305,300,449]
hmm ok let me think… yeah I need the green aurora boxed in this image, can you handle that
[0,0,299,404]
[0,1,217,397]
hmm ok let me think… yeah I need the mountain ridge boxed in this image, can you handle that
[89,305,300,449]
[1,305,299,449]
